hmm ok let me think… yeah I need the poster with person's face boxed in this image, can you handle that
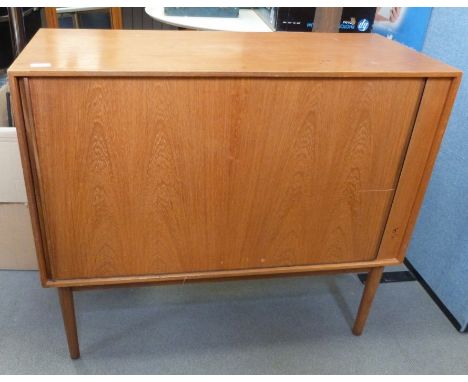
[372,7,432,51]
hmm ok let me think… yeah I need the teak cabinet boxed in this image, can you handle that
[9,29,461,359]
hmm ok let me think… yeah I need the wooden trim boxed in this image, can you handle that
[72,267,374,291]
[377,76,462,261]
[110,7,122,29]
[18,78,54,279]
[7,75,50,285]
[18,79,54,276]
[8,71,461,79]
[372,78,426,260]
[44,8,58,28]
[46,258,400,288]
[396,75,462,260]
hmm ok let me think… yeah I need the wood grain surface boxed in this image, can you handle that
[313,8,343,32]
[8,29,461,78]
[352,266,384,335]
[43,8,59,28]
[28,77,423,280]
[377,77,461,261]
[8,76,50,285]
[48,258,399,289]
[58,288,80,359]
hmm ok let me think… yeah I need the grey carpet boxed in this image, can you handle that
[1,269,467,374]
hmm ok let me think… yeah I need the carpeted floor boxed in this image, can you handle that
[1,268,467,374]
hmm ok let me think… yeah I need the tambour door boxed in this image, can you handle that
[25,77,424,280]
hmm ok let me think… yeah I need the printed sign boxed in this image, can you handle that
[372,7,432,51]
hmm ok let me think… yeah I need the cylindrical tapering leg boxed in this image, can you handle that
[58,287,80,359]
[352,266,384,336]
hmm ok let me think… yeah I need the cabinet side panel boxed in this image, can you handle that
[28,77,423,280]
[7,76,50,285]
[378,77,461,261]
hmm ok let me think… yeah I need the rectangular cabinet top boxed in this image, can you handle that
[9,29,460,78]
